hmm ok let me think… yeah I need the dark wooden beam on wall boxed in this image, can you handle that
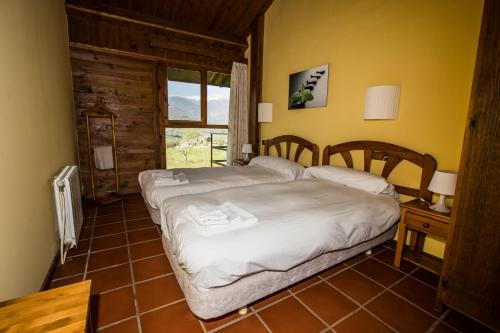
[65,1,248,47]
[249,14,265,152]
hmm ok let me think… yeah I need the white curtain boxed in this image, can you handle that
[227,62,248,166]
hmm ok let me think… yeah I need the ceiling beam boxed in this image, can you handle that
[65,1,248,48]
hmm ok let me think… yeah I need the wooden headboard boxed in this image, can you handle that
[322,141,437,200]
[262,135,320,166]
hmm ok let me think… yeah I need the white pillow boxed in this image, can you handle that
[249,156,305,180]
[303,165,396,195]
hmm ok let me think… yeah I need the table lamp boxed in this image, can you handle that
[242,144,253,161]
[427,170,457,213]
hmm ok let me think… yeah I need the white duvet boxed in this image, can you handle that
[139,166,292,209]
[160,179,400,291]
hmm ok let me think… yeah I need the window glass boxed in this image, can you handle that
[167,68,201,121]
[207,71,231,125]
[166,128,228,169]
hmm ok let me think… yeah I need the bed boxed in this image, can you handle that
[139,135,319,224]
[159,141,437,319]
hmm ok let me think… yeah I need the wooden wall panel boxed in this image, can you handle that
[71,48,158,197]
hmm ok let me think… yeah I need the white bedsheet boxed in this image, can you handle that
[160,179,400,291]
[139,166,292,209]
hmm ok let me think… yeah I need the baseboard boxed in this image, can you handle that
[40,253,60,291]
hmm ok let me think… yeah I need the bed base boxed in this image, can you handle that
[145,201,161,225]
[161,224,397,320]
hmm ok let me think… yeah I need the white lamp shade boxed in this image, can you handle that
[242,143,253,154]
[428,170,457,196]
[258,103,273,123]
[364,85,401,120]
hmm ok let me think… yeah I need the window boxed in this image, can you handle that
[167,68,201,122]
[165,67,231,169]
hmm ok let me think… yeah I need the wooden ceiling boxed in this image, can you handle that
[66,0,273,45]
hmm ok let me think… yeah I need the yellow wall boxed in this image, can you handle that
[0,0,76,301]
[262,0,483,257]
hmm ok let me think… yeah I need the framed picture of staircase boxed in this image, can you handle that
[288,64,329,109]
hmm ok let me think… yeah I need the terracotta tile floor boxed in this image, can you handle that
[49,194,494,333]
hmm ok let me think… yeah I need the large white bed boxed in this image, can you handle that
[139,135,319,224]
[158,141,437,319]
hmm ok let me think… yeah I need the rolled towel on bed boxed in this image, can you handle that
[154,172,189,186]
[182,202,258,236]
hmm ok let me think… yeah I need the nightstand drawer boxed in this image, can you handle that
[405,211,448,237]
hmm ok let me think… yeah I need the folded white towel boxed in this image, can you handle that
[182,202,258,236]
[94,145,114,170]
[154,172,189,186]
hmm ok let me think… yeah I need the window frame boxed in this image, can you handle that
[165,64,230,130]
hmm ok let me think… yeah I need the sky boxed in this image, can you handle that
[168,82,230,101]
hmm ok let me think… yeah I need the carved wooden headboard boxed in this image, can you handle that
[322,141,437,200]
[262,135,320,166]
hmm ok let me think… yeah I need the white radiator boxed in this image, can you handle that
[53,165,84,264]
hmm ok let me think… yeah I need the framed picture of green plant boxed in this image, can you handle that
[288,64,329,109]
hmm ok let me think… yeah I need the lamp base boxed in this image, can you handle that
[429,194,450,213]
[243,154,249,162]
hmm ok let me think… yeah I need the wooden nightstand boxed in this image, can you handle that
[394,199,451,274]
[232,159,250,166]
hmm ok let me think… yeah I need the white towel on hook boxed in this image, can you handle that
[94,145,114,170]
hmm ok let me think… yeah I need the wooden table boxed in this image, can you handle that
[0,280,91,333]
[394,199,450,274]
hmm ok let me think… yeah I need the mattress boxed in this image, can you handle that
[160,178,400,291]
[139,165,292,210]
[162,224,398,319]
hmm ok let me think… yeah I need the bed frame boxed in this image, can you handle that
[160,141,437,319]
[262,135,320,166]
[323,141,437,201]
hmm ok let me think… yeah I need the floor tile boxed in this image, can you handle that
[96,206,123,216]
[83,207,95,218]
[95,213,123,225]
[52,255,87,279]
[432,322,458,333]
[328,268,384,304]
[130,239,164,260]
[127,218,154,231]
[86,263,132,294]
[93,223,125,237]
[126,210,150,220]
[343,253,369,266]
[443,309,496,333]
[91,233,127,252]
[79,227,92,240]
[49,275,83,289]
[411,268,439,288]
[88,247,129,271]
[135,275,184,312]
[218,315,268,333]
[318,263,347,279]
[91,287,136,329]
[202,310,240,331]
[366,291,435,333]
[124,204,147,213]
[296,282,357,325]
[334,309,393,333]
[127,227,160,244]
[252,289,291,310]
[82,218,94,228]
[259,296,326,333]
[99,318,139,333]
[391,276,439,315]
[353,258,405,287]
[132,255,172,282]
[289,275,321,293]
[374,249,417,273]
[140,301,202,333]
[67,239,90,257]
